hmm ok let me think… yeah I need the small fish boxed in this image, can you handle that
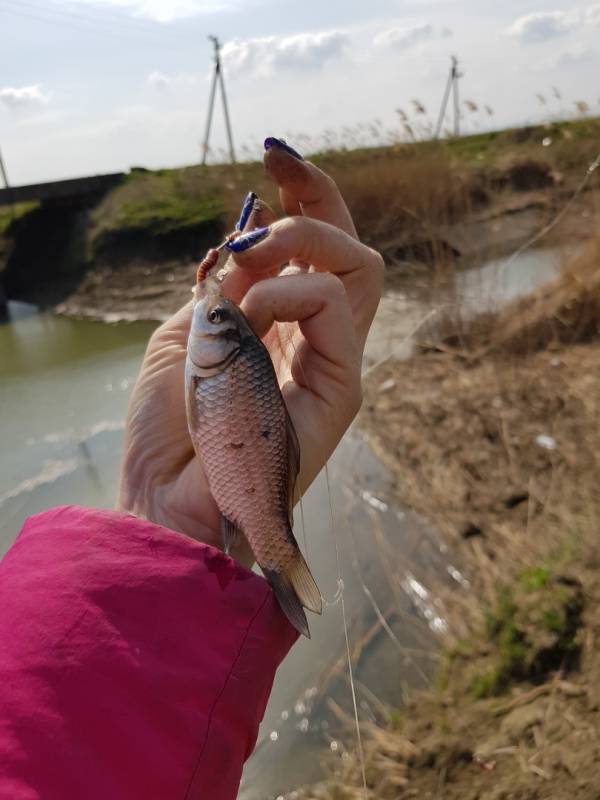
[185,274,322,637]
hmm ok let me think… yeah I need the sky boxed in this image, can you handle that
[0,0,598,185]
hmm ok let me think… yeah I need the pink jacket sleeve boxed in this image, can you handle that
[0,505,298,800]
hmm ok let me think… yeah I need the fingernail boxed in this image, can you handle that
[235,191,257,231]
[264,137,304,161]
[225,226,269,253]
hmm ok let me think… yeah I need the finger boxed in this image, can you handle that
[226,218,384,345]
[234,190,278,233]
[243,196,277,232]
[220,195,279,305]
[264,138,357,239]
[243,270,354,354]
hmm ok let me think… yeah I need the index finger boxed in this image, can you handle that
[226,217,384,350]
[264,137,358,240]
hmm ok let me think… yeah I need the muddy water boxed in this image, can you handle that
[0,246,568,798]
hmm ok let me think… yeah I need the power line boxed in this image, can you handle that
[201,36,235,165]
[38,0,184,35]
[0,0,187,39]
[0,0,196,50]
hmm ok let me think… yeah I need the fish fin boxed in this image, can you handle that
[220,514,243,556]
[265,568,311,639]
[287,549,323,615]
[284,405,301,522]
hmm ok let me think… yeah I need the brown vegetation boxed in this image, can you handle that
[288,237,600,798]
[439,235,600,356]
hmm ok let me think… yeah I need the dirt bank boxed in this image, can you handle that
[287,238,600,799]
[2,114,598,321]
[49,181,599,323]
[54,258,197,322]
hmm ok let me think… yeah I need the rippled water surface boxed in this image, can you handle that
[0,303,156,551]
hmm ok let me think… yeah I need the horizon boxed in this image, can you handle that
[1,0,598,185]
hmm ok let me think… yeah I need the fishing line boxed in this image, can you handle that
[286,326,368,798]
[361,584,431,685]
[497,150,600,280]
[361,306,443,378]
[298,490,309,562]
[365,151,600,378]
[323,462,368,797]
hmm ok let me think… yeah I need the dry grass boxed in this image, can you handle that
[362,344,600,601]
[483,236,600,353]
[315,145,487,247]
[292,347,600,797]
[84,115,600,265]
[288,231,600,799]
[427,234,600,358]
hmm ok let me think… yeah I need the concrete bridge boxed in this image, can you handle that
[0,172,125,207]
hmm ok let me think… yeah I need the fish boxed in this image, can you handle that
[185,271,322,637]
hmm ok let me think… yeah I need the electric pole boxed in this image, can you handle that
[0,146,9,191]
[201,35,236,165]
[434,56,462,140]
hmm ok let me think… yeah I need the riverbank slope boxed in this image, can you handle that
[291,235,600,799]
[1,116,599,320]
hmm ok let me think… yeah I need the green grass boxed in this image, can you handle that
[428,116,600,178]
[88,114,599,249]
[91,169,226,239]
[0,202,39,236]
[468,566,583,699]
[520,566,551,592]
[4,113,597,267]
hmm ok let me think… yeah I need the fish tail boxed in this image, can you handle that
[265,551,322,639]
[267,570,311,638]
[287,549,322,615]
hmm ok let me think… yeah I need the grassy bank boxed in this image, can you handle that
[89,114,600,247]
[288,236,600,798]
[67,114,600,256]
[1,115,599,314]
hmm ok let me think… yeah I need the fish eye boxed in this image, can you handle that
[208,307,226,324]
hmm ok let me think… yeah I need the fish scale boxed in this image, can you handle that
[185,278,322,637]
[191,346,296,571]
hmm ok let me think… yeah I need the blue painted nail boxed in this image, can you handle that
[235,191,257,231]
[263,137,304,161]
[226,226,269,253]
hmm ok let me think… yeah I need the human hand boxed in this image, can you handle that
[117,139,384,561]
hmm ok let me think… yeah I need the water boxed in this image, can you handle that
[455,246,570,313]
[240,439,451,798]
[0,246,570,798]
[0,303,156,550]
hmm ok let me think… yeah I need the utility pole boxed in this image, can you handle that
[434,56,462,140]
[201,35,236,165]
[0,146,9,191]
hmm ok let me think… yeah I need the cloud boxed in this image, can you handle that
[0,84,50,110]
[145,71,197,93]
[147,71,171,89]
[373,23,436,49]
[508,10,579,42]
[556,45,594,66]
[585,4,600,26]
[221,30,349,77]
[69,0,245,23]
